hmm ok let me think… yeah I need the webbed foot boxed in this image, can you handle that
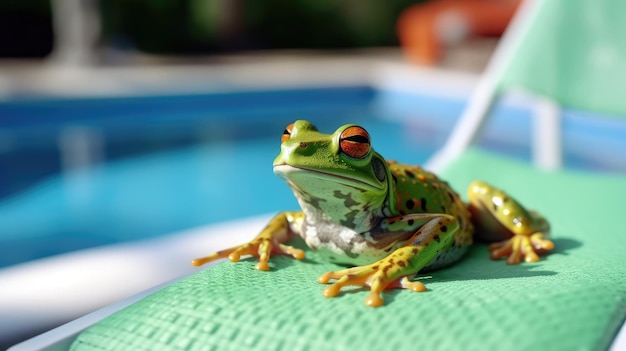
[191,212,305,270]
[318,261,426,307]
[488,232,554,264]
[192,239,304,271]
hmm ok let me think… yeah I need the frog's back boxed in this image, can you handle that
[387,161,473,269]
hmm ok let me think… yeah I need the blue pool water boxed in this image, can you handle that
[1,86,625,268]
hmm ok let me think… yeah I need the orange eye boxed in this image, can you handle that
[339,126,371,158]
[281,123,294,143]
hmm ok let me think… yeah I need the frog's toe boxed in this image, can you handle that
[318,267,372,294]
[277,243,305,260]
[321,275,369,298]
[252,239,305,271]
[227,240,267,263]
[318,266,376,301]
[530,233,554,251]
[192,237,298,271]
[489,237,527,264]
[365,273,426,307]
[488,240,513,260]
[365,292,384,307]
[400,276,427,292]
[191,246,243,266]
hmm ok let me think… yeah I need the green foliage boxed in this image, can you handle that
[0,0,427,55]
[99,0,426,54]
[0,0,51,14]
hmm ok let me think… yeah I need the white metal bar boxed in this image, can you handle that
[532,95,562,170]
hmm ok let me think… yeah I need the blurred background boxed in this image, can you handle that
[1,0,625,349]
[0,0,503,62]
[1,0,511,69]
[5,0,419,58]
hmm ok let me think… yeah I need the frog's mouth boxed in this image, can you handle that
[273,164,383,191]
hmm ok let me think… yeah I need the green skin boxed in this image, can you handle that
[192,120,554,307]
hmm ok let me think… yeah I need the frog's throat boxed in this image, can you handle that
[273,164,384,192]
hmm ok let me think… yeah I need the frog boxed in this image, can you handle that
[192,120,554,307]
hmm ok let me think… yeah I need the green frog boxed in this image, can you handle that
[192,120,554,307]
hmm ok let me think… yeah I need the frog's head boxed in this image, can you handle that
[273,120,390,219]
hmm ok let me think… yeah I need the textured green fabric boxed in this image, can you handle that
[71,148,626,351]
[499,0,626,117]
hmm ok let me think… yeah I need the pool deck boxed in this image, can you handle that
[0,44,495,99]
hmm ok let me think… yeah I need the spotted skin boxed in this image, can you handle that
[192,121,554,307]
[387,161,473,248]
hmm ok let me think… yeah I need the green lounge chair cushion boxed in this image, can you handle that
[71,148,626,351]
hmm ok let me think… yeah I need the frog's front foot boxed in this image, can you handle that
[192,239,305,271]
[192,212,305,270]
[489,232,554,265]
[318,262,426,307]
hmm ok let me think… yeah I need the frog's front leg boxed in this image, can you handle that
[191,211,305,271]
[318,213,458,307]
[468,181,554,264]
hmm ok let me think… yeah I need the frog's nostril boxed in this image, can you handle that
[300,142,308,149]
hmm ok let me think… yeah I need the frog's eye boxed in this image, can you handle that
[282,123,294,143]
[339,126,371,158]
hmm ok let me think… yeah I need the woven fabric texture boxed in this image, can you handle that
[71,148,626,351]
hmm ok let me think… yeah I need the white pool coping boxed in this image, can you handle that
[5,215,271,351]
[0,50,481,100]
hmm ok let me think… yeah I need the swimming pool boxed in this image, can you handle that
[1,84,625,269]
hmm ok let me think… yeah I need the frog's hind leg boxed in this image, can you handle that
[467,181,554,264]
[318,213,458,307]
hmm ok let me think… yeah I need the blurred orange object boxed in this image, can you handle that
[397,0,521,65]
